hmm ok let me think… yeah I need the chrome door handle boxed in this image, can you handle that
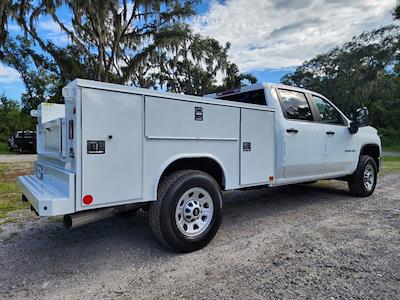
[286,128,299,134]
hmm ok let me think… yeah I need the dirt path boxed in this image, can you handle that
[0,154,37,163]
[0,174,399,299]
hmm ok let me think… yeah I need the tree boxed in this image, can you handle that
[1,0,256,106]
[281,25,400,146]
[0,95,35,142]
[220,63,257,91]
[281,25,399,115]
[149,35,256,95]
[3,0,197,84]
[394,1,400,20]
[0,36,71,111]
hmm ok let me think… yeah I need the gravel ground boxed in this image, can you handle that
[0,174,399,299]
[0,154,37,163]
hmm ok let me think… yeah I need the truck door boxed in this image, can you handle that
[277,89,325,178]
[81,88,143,208]
[309,95,357,174]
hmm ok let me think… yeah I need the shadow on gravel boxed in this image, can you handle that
[0,180,354,288]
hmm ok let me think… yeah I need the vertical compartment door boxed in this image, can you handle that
[81,89,143,208]
[240,109,275,185]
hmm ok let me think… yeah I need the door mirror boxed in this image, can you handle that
[354,107,369,127]
[348,121,358,134]
[349,107,368,134]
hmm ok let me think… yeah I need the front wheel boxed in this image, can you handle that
[149,170,223,252]
[348,155,377,197]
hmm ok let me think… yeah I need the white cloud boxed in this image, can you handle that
[192,0,396,71]
[0,64,21,83]
[38,19,70,44]
[38,19,63,34]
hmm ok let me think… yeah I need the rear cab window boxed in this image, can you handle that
[277,89,313,121]
[217,89,267,106]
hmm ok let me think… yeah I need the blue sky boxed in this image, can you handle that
[0,0,396,101]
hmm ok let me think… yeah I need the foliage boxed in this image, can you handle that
[149,34,230,95]
[381,156,400,175]
[149,35,257,95]
[0,142,11,153]
[0,0,255,107]
[395,1,400,20]
[281,25,400,133]
[0,95,35,142]
[379,127,400,151]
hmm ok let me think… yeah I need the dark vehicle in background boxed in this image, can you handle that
[8,130,36,153]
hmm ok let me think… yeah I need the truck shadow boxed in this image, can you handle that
[1,180,357,287]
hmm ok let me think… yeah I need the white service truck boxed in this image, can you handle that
[18,79,381,252]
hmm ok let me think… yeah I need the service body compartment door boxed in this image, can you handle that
[240,109,275,185]
[81,88,143,208]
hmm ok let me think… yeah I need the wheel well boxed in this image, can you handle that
[160,157,225,189]
[361,144,380,171]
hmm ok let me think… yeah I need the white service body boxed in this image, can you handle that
[17,79,381,217]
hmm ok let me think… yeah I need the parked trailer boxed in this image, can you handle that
[18,79,381,252]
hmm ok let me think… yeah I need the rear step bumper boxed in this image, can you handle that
[17,165,75,216]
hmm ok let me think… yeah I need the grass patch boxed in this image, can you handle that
[0,142,12,154]
[381,156,400,175]
[382,145,400,153]
[0,162,33,222]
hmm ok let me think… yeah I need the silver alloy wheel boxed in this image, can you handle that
[363,163,375,191]
[175,187,214,238]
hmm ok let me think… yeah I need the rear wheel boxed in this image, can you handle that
[149,170,223,252]
[348,155,377,197]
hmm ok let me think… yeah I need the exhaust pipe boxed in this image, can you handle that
[63,203,143,229]
[63,208,114,229]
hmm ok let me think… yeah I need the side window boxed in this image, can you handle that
[278,89,313,121]
[312,96,344,125]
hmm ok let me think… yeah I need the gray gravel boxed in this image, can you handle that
[0,154,37,163]
[0,174,399,299]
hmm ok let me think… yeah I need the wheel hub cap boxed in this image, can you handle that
[363,163,375,191]
[175,187,214,237]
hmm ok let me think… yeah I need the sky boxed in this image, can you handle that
[0,0,397,101]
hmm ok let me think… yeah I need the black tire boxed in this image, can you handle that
[348,155,377,197]
[149,170,223,252]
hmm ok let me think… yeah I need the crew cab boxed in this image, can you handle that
[17,79,381,252]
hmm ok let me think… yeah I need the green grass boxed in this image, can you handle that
[382,145,400,153]
[0,142,13,154]
[0,163,33,223]
[381,156,400,175]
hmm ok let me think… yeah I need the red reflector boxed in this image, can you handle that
[269,176,274,181]
[83,195,93,205]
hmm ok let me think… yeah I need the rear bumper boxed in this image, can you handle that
[17,164,75,216]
